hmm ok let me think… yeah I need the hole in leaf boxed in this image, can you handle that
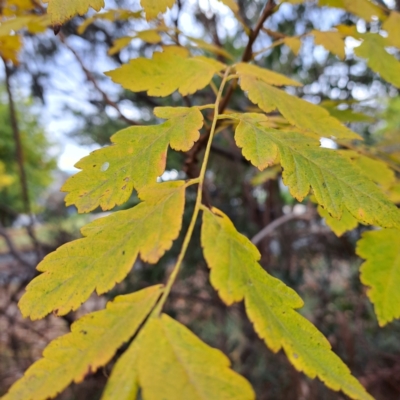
[101,162,110,172]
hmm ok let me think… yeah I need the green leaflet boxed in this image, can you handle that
[357,229,400,326]
[106,46,225,97]
[354,33,400,89]
[102,314,255,400]
[19,182,186,320]
[318,205,358,237]
[2,286,162,400]
[238,75,361,139]
[201,207,373,400]
[341,151,396,190]
[232,113,400,229]
[62,106,203,213]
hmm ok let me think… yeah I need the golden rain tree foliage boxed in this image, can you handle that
[1,0,400,399]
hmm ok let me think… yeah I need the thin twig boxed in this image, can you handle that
[58,33,137,126]
[152,67,232,316]
[2,57,42,262]
[0,223,34,268]
[251,211,313,245]
[184,0,277,175]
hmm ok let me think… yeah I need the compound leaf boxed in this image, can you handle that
[106,47,225,97]
[19,182,186,320]
[356,229,400,326]
[201,208,373,400]
[239,75,361,139]
[102,314,255,400]
[43,0,105,24]
[383,11,400,48]
[63,106,203,213]
[232,113,400,228]
[235,62,302,87]
[312,30,345,59]
[3,286,162,400]
[141,0,175,20]
[354,33,400,88]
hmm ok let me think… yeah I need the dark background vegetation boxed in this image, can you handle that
[1,0,400,399]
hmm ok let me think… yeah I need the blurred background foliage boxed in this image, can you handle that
[1,0,400,399]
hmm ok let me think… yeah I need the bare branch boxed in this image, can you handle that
[0,223,34,269]
[251,211,313,245]
[184,0,277,176]
[59,33,138,126]
[2,57,43,262]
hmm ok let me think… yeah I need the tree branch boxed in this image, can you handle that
[2,57,42,262]
[251,211,313,245]
[59,33,138,126]
[184,0,277,176]
[0,223,34,269]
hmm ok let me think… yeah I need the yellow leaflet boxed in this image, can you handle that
[27,15,52,33]
[108,36,132,55]
[239,75,361,139]
[78,9,142,34]
[336,24,361,39]
[141,0,175,20]
[0,162,14,189]
[63,106,203,213]
[357,229,400,326]
[102,314,255,400]
[318,205,358,237]
[383,12,400,49]
[236,62,302,87]
[216,0,239,13]
[136,29,162,43]
[19,182,186,319]
[43,0,105,24]
[0,15,51,37]
[1,0,34,16]
[0,35,22,64]
[284,0,308,3]
[106,46,225,97]
[187,37,234,60]
[319,0,385,21]
[355,33,400,88]
[201,208,373,400]
[108,30,164,56]
[312,30,345,59]
[3,286,162,400]
[0,16,32,36]
[283,36,302,55]
[232,113,400,228]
